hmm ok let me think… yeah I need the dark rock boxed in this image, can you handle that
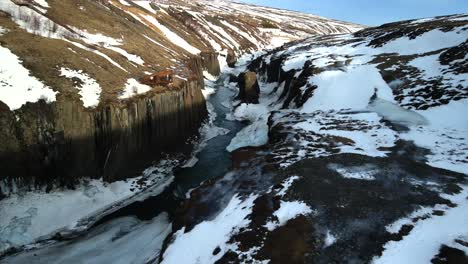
[200,51,221,76]
[237,71,260,104]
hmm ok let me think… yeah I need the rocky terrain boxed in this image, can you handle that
[0,0,361,189]
[158,14,468,263]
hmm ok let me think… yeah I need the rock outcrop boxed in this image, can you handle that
[226,50,237,68]
[200,51,221,76]
[237,71,260,104]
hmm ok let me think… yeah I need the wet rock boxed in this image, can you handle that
[237,71,260,104]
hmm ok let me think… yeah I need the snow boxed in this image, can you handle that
[106,46,145,65]
[373,185,468,264]
[161,194,258,264]
[60,68,102,108]
[399,99,468,174]
[301,65,394,113]
[65,40,128,72]
[118,78,152,99]
[33,0,49,8]
[134,1,157,14]
[379,28,468,56]
[0,46,57,110]
[293,112,397,158]
[226,120,269,152]
[0,26,8,36]
[329,164,379,181]
[324,230,337,247]
[276,176,300,197]
[368,97,428,127]
[118,0,132,6]
[0,0,76,40]
[0,161,176,254]
[264,200,313,231]
[143,15,201,55]
[1,214,171,264]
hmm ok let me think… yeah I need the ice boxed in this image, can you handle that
[118,78,152,99]
[373,185,468,264]
[368,97,428,127]
[226,103,270,152]
[161,194,258,264]
[265,200,313,231]
[1,213,172,264]
[226,119,268,152]
[0,46,57,110]
[60,68,102,108]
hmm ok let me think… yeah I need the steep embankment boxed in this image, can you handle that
[159,14,468,263]
[0,0,363,190]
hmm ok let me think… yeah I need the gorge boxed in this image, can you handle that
[0,1,467,263]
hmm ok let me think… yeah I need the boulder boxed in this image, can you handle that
[237,71,260,104]
[226,49,237,68]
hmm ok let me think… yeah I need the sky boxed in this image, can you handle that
[239,0,468,26]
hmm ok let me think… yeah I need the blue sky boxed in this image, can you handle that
[239,0,468,25]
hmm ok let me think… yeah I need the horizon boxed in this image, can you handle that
[238,0,468,26]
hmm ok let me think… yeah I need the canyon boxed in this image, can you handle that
[0,1,467,263]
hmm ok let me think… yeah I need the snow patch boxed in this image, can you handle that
[118,78,152,99]
[265,200,313,231]
[60,68,102,108]
[373,185,468,264]
[161,194,258,264]
[143,15,201,55]
[0,46,57,110]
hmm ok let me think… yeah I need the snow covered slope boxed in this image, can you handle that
[240,13,468,174]
[175,14,467,263]
[0,0,363,109]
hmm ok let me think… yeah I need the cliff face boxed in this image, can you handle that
[0,78,207,189]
